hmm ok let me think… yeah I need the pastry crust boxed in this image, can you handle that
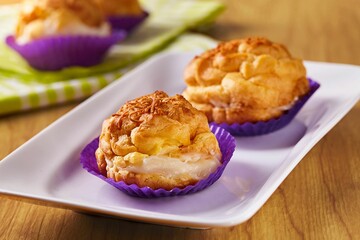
[96,91,222,190]
[183,37,310,124]
[94,0,144,16]
[15,0,110,42]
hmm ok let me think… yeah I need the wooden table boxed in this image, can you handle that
[1,0,359,239]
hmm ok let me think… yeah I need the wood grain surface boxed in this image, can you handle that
[1,0,359,239]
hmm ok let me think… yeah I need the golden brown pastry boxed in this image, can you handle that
[183,37,310,124]
[94,0,144,17]
[15,0,110,44]
[95,91,222,190]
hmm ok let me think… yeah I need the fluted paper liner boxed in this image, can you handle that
[6,32,126,71]
[107,11,149,32]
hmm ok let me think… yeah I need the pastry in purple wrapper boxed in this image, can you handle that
[80,91,235,198]
[182,37,320,136]
[94,0,148,31]
[6,0,126,71]
[210,79,320,136]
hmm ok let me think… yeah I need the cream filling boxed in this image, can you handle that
[125,154,221,180]
[273,97,298,111]
[17,19,111,44]
[209,96,299,112]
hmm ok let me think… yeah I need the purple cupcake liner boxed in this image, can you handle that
[5,31,126,71]
[108,11,149,32]
[80,125,235,198]
[211,78,320,136]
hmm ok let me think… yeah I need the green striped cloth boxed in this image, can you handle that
[0,0,222,115]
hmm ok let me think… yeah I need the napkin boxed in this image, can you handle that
[0,0,222,115]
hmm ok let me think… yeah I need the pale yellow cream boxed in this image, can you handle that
[17,11,110,44]
[125,154,221,180]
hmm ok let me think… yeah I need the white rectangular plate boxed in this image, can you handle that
[0,52,359,228]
